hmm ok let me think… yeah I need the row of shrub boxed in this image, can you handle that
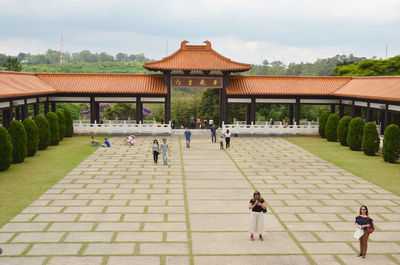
[0,110,74,171]
[319,113,400,163]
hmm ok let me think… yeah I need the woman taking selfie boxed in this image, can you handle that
[249,191,267,241]
[355,205,374,259]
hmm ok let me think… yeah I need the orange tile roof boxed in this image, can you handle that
[227,75,352,96]
[334,76,400,102]
[143,41,252,72]
[36,73,166,95]
[0,71,57,99]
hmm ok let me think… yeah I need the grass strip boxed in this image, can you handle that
[284,136,399,196]
[0,136,100,227]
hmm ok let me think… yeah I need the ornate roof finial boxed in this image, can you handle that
[181,40,189,50]
[203,40,211,50]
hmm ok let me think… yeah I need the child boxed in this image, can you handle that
[102,137,111,147]
[219,136,224,150]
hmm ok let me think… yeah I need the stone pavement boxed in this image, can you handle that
[0,136,399,265]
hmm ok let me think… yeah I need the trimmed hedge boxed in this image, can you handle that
[347,117,365,151]
[56,111,66,141]
[64,109,73,137]
[0,126,13,171]
[362,122,380,156]
[8,120,28,163]
[318,112,330,138]
[23,118,40,157]
[325,114,339,142]
[46,112,60,146]
[337,116,352,146]
[35,114,51,150]
[382,124,400,163]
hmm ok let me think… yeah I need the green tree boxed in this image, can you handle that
[318,112,330,138]
[23,118,40,156]
[325,114,339,142]
[35,114,51,150]
[64,109,74,137]
[2,57,22,71]
[56,111,66,141]
[337,116,352,146]
[362,122,380,156]
[347,117,365,151]
[46,112,60,145]
[0,126,13,171]
[382,124,400,163]
[199,88,220,125]
[8,120,28,163]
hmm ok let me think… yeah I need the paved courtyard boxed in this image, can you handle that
[0,136,399,265]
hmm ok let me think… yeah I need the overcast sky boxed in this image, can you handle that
[0,0,399,64]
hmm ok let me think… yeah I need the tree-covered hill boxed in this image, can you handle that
[334,55,400,76]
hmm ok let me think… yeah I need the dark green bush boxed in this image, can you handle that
[64,109,73,137]
[35,114,51,150]
[56,111,66,141]
[0,126,13,171]
[347,117,365,151]
[362,122,380,156]
[23,118,40,156]
[46,112,60,146]
[337,116,352,146]
[318,112,330,138]
[325,114,339,142]
[8,120,27,163]
[382,124,400,163]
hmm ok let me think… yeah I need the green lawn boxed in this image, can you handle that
[285,136,400,196]
[0,136,99,227]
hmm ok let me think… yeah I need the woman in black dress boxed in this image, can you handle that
[355,205,374,259]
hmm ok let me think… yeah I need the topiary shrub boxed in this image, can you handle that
[362,122,380,156]
[382,124,400,163]
[347,117,365,151]
[23,118,40,157]
[0,126,13,171]
[8,120,27,163]
[64,109,73,137]
[35,114,51,150]
[337,116,352,146]
[46,112,60,146]
[325,114,339,142]
[56,111,66,141]
[318,112,330,138]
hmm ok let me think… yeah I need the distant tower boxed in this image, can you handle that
[60,33,65,64]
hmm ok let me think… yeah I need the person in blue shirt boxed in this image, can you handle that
[184,127,191,148]
[102,137,111,147]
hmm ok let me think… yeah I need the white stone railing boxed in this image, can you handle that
[73,120,171,135]
[73,120,157,125]
[221,121,319,135]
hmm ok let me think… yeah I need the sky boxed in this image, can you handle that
[0,0,399,64]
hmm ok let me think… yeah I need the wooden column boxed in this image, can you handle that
[8,101,13,123]
[295,98,300,125]
[384,104,390,132]
[51,102,56,112]
[95,102,100,123]
[164,72,171,123]
[90,97,96,123]
[351,101,356,118]
[288,104,294,125]
[34,100,40,116]
[44,101,49,114]
[22,99,28,120]
[2,109,9,127]
[250,97,256,124]
[246,104,251,125]
[339,104,344,118]
[15,105,21,121]
[366,102,372,122]
[136,97,143,124]
[220,74,229,126]
[380,109,385,135]
[330,104,336,114]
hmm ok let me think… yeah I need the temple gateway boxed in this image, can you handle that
[1,40,400,134]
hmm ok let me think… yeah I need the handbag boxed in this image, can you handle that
[354,225,364,239]
[262,207,267,213]
[367,218,374,234]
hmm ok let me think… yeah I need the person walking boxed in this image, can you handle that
[355,205,374,259]
[159,138,170,165]
[210,124,217,143]
[225,129,231,149]
[184,127,191,148]
[152,139,159,164]
[219,136,224,150]
[249,191,267,241]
